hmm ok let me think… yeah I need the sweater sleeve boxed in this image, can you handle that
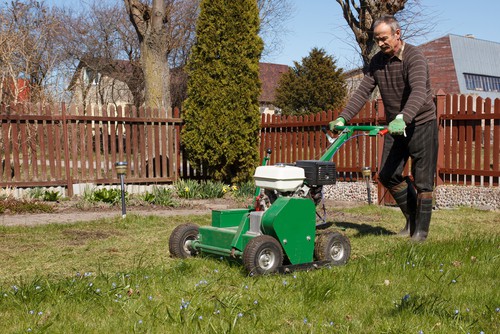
[340,71,376,123]
[400,49,430,123]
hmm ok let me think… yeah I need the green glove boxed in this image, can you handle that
[388,114,406,136]
[329,117,345,132]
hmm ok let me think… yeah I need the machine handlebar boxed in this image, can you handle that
[333,125,388,136]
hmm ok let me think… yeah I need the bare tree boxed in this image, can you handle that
[124,0,171,111]
[258,0,294,59]
[0,0,63,104]
[57,1,145,109]
[336,0,436,69]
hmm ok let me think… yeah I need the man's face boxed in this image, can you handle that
[374,22,401,56]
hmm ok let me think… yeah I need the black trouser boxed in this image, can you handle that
[379,119,438,193]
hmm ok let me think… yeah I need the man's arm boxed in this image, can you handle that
[340,72,376,122]
[399,48,430,123]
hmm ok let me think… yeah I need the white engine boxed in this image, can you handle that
[253,164,305,192]
[253,161,335,215]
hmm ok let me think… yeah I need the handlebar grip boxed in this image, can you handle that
[379,129,389,136]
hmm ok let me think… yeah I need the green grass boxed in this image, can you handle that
[0,205,498,333]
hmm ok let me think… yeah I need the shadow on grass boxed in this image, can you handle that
[333,221,396,237]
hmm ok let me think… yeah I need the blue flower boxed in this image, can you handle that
[418,330,424,334]
[303,318,308,324]
[283,280,288,286]
[402,294,410,302]
[148,295,153,301]
[180,298,190,310]
[238,312,243,318]
[37,311,43,316]
[28,310,34,315]
[198,315,203,320]
[253,300,258,305]
[329,321,334,326]
[138,320,143,325]
[454,309,459,315]
[496,307,500,312]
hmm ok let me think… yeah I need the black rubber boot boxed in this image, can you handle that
[411,192,433,242]
[389,179,417,237]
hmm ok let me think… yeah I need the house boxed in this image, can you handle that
[69,60,289,114]
[421,34,500,99]
[344,34,500,100]
[1,78,30,104]
[258,62,289,114]
[68,59,141,113]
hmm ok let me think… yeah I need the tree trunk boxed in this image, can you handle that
[124,0,171,113]
[141,35,170,110]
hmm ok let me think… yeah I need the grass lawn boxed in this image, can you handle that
[0,204,498,333]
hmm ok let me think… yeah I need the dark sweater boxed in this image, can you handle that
[340,43,436,126]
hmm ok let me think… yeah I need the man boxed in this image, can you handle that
[329,15,438,242]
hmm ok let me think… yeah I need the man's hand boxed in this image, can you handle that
[388,114,406,136]
[329,117,345,132]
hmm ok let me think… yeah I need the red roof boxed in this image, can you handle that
[259,62,289,103]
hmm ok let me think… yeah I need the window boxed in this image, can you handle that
[83,67,101,85]
[464,73,500,92]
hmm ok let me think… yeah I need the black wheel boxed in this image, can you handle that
[243,235,283,275]
[169,223,199,258]
[314,232,351,265]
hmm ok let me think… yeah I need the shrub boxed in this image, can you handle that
[43,190,61,202]
[181,0,263,183]
[142,187,178,207]
[0,198,54,214]
[92,188,123,205]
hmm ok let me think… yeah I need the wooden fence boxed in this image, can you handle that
[0,103,182,196]
[1,92,499,198]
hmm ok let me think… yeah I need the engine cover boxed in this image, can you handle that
[254,165,305,192]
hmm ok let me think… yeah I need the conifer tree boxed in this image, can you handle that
[182,0,263,183]
[274,48,347,115]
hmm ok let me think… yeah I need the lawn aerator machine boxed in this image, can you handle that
[169,125,387,275]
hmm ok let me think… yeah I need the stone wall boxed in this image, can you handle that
[323,182,500,209]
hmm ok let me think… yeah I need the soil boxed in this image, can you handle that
[0,198,244,227]
[0,198,364,227]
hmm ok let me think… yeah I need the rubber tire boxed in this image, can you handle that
[314,232,351,265]
[243,235,283,275]
[169,223,199,258]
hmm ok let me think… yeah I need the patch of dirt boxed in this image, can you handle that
[0,198,367,227]
[0,198,245,227]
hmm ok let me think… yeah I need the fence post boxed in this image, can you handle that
[375,98,387,205]
[61,103,74,197]
[435,89,446,186]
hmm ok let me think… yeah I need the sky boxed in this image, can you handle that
[45,0,500,70]
[267,0,500,69]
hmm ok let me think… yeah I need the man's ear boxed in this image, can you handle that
[395,29,401,40]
